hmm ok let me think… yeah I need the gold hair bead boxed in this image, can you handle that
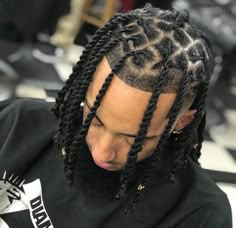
[137,184,145,191]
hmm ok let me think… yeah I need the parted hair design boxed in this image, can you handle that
[52,4,212,213]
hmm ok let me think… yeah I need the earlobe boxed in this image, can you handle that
[174,109,197,130]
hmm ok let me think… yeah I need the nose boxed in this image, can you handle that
[91,131,117,163]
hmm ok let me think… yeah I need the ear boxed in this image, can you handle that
[173,109,197,130]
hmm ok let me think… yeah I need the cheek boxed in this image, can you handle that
[137,138,160,162]
[85,127,99,146]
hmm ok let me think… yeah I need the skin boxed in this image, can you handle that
[83,57,195,171]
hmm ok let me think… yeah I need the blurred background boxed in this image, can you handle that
[0,0,235,225]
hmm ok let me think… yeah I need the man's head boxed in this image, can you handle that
[52,4,212,210]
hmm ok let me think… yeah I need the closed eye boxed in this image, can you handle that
[84,97,161,140]
[90,120,103,128]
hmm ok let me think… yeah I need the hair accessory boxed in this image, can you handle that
[172,129,183,135]
[137,184,145,191]
[80,102,84,107]
[61,147,66,159]
[168,173,176,183]
[171,129,183,141]
[193,143,198,149]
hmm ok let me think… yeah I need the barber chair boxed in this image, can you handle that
[0,60,18,101]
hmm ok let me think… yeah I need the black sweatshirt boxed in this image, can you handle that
[0,99,232,228]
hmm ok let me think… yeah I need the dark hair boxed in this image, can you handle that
[52,4,212,213]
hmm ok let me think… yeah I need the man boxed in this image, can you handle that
[0,4,232,228]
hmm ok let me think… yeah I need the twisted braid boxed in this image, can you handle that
[64,55,130,186]
[55,33,114,155]
[167,80,209,182]
[62,36,125,157]
[118,7,211,211]
[56,35,126,161]
[194,112,206,161]
[116,57,171,200]
[121,8,211,211]
[53,13,138,151]
[53,27,116,151]
[185,82,209,162]
[124,66,189,213]
[52,12,127,116]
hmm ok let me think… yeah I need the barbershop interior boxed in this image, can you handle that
[0,0,235,225]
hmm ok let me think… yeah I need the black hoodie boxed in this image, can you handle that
[0,99,232,228]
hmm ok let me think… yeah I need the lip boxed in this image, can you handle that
[94,160,117,171]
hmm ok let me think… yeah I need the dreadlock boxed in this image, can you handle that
[52,3,212,213]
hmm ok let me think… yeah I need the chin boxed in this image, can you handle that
[73,141,121,200]
[73,140,147,200]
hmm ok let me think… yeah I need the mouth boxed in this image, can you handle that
[93,160,118,171]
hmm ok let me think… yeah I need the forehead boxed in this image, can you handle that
[86,57,176,132]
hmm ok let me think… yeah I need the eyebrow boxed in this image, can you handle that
[84,98,160,140]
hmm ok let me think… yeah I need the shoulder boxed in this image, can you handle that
[177,190,232,227]
[204,194,232,227]
[0,98,54,124]
[0,99,57,147]
[179,161,232,227]
[0,98,53,114]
